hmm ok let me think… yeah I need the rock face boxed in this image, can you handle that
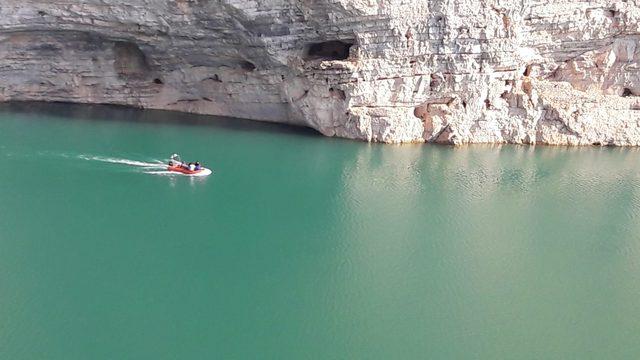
[1,1,639,145]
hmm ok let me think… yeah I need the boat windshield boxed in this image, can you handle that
[170,154,182,163]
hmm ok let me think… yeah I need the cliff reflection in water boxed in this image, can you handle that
[329,143,640,356]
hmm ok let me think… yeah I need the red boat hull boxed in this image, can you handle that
[167,165,206,175]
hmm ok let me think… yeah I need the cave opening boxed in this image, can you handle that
[622,88,635,97]
[305,40,354,61]
[113,41,151,79]
[241,61,256,71]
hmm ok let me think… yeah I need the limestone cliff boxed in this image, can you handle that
[1,1,639,145]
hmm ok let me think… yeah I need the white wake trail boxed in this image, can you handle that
[78,155,165,168]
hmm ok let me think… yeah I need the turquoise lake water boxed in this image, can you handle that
[1,103,640,359]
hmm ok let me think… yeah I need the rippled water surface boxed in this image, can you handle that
[1,103,640,359]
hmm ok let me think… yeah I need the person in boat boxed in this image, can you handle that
[168,155,203,172]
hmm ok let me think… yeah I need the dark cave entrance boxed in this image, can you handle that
[304,40,354,61]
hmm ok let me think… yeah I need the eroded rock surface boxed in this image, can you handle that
[1,1,639,144]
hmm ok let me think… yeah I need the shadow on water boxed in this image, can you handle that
[0,101,322,139]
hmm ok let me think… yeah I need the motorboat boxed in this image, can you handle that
[167,154,212,176]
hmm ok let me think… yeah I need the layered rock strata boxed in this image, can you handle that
[1,1,639,144]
